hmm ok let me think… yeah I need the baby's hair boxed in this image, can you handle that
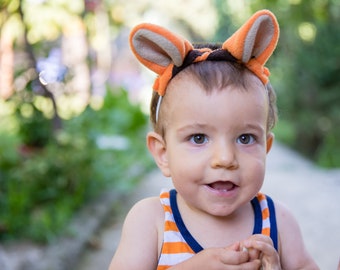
[150,44,278,136]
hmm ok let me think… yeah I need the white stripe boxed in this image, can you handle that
[164,231,186,243]
[262,217,270,229]
[160,197,170,206]
[259,198,268,211]
[158,253,194,266]
[164,212,175,222]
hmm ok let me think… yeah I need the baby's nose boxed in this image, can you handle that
[210,141,239,170]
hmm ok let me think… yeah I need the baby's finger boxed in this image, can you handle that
[249,240,275,255]
[248,234,274,246]
[243,237,281,268]
[225,241,241,251]
[242,246,261,261]
[244,235,274,250]
[242,235,276,257]
[220,249,250,265]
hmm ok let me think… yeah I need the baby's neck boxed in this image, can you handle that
[176,193,255,248]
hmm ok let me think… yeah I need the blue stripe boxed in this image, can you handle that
[169,189,203,253]
[251,196,263,235]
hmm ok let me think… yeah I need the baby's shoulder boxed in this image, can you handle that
[271,200,296,225]
[134,196,163,210]
[270,199,299,234]
[125,196,164,225]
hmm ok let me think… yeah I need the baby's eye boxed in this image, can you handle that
[190,134,208,145]
[237,134,256,145]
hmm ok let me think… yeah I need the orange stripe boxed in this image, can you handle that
[160,192,170,199]
[157,266,170,270]
[164,221,179,232]
[257,193,266,201]
[162,242,194,254]
[262,208,269,219]
[261,227,270,236]
[163,205,172,213]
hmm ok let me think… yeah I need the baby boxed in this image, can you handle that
[109,10,319,269]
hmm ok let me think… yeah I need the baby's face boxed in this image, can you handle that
[161,74,272,217]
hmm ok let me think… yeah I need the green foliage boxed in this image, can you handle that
[0,88,153,242]
[15,98,52,148]
[1,134,95,241]
[212,0,235,42]
[8,80,54,148]
[272,3,340,168]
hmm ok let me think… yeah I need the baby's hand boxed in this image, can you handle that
[242,234,281,270]
[169,242,261,269]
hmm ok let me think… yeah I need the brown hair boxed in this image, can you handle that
[150,45,278,136]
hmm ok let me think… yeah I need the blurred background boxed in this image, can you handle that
[0,0,339,263]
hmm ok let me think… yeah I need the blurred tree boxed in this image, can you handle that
[17,0,62,132]
[269,0,340,167]
[285,5,340,167]
[212,0,235,41]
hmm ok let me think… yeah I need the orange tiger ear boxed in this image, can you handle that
[129,23,193,96]
[223,10,279,84]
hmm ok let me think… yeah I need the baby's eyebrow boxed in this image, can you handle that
[243,123,265,131]
[177,123,209,133]
[238,123,266,136]
[176,122,266,136]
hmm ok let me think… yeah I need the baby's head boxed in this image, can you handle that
[130,9,279,137]
[149,47,278,137]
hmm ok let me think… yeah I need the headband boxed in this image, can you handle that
[129,9,279,120]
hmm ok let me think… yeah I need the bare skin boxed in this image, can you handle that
[109,74,319,270]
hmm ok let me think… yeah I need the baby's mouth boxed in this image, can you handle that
[208,181,236,192]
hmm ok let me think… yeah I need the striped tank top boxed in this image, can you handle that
[157,189,278,270]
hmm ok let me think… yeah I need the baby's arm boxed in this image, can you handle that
[275,202,319,269]
[108,197,162,270]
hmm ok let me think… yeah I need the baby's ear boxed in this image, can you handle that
[223,10,279,84]
[146,132,171,177]
[129,23,193,95]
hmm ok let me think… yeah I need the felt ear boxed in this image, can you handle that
[223,10,279,84]
[129,23,193,95]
